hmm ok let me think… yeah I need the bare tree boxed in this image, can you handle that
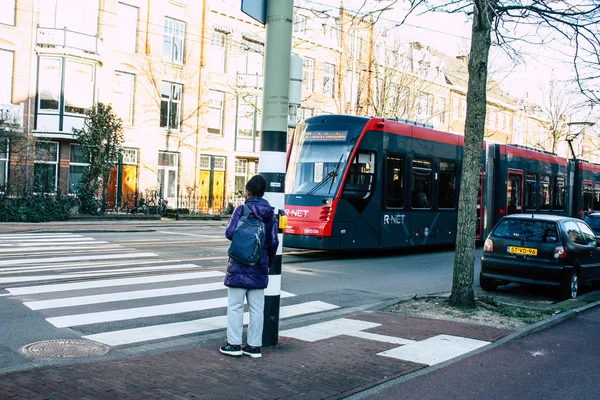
[400,0,600,307]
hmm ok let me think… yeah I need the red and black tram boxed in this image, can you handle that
[283,114,600,251]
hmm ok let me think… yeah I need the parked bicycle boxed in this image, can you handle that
[129,190,168,216]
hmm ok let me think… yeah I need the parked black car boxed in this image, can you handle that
[480,214,600,300]
[584,212,600,238]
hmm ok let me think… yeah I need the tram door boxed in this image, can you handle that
[507,170,524,215]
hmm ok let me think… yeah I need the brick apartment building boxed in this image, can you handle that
[0,0,565,212]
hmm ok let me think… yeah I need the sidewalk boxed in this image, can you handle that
[0,218,227,234]
[0,310,513,399]
[2,299,599,400]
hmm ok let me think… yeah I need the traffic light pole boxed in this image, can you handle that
[260,0,293,346]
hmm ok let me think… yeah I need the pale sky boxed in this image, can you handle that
[301,0,582,106]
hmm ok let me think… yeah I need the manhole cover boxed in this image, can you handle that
[21,339,110,359]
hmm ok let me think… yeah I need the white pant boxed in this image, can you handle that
[226,287,265,347]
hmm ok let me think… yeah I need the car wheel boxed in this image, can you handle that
[479,273,498,292]
[559,270,578,300]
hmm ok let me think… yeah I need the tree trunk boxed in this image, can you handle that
[449,0,495,308]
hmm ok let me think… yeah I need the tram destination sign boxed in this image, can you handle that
[305,130,348,141]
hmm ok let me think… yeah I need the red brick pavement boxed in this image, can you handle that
[0,313,512,400]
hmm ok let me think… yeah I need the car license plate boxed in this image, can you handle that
[507,246,538,256]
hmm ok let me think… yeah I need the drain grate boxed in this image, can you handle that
[21,339,110,359]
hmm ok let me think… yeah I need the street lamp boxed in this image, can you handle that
[566,121,595,160]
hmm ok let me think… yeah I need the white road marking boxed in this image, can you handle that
[0,252,157,267]
[280,318,380,342]
[83,301,339,346]
[158,231,224,239]
[25,281,229,310]
[13,238,97,243]
[46,291,296,327]
[6,270,225,295]
[0,244,117,253]
[378,334,490,365]
[0,234,84,240]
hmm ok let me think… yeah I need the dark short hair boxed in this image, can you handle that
[246,174,267,197]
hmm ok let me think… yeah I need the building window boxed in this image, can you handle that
[0,0,15,25]
[158,151,178,198]
[199,155,211,170]
[237,96,260,138]
[239,36,264,82]
[69,144,89,194]
[210,29,229,72]
[0,50,14,103]
[416,92,434,118]
[0,138,7,192]
[117,3,138,53]
[293,14,307,33]
[235,158,249,196]
[302,58,315,93]
[38,58,62,111]
[453,96,466,120]
[114,71,135,125]
[163,17,185,64]
[160,81,182,131]
[37,57,95,115]
[208,90,224,135]
[296,108,314,124]
[64,61,94,114]
[323,63,335,97]
[437,98,446,124]
[34,141,59,193]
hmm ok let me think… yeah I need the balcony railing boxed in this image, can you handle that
[236,73,263,89]
[37,26,99,55]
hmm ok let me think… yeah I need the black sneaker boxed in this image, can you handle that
[220,343,242,356]
[242,345,262,358]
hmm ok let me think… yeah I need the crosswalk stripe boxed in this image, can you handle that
[24,281,229,310]
[0,252,157,267]
[46,291,296,328]
[83,301,340,346]
[12,238,97,243]
[0,244,116,253]
[6,270,224,295]
[0,234,84,240]
[0,261,198,275]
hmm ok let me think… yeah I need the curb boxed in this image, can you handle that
[345,297,600,399]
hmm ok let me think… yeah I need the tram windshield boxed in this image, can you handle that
[286,122,357,196]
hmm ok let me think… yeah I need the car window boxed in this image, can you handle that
[493,219,558,242]
[584,216,600,229]
[564,221,586,245]
[576,221,597,245]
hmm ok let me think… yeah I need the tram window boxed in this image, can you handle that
[540,175,551,210]
[412,159,431,209]
[553,176,566,210]
[583,182,594,212]
[342,151,375,199]
[438,160,456,209]
[507,172,523,215]
[525,173,537,210]
[594,183,600,210]
[385,155,404,208]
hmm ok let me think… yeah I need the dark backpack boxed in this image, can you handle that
[228,204,266,266]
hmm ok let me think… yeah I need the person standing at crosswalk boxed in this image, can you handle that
[220,175,279,358]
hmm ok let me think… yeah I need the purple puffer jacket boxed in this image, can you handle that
[224,197,279,289]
